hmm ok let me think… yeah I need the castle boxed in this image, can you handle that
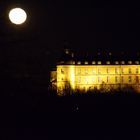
[50,49,140,95]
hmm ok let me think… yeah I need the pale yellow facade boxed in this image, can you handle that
[55,63,140,94]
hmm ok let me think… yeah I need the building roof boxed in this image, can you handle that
[57,50,140,65]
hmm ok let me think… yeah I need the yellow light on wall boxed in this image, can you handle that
[69,66,75,89]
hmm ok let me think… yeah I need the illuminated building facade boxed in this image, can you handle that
[50,50,140,95]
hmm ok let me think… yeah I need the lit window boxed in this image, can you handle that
[77,61,81,64]
[92,61,96,64]
[72,61,75,64]
[85,78,88,83]
[128,61,132,64]
[78,69,81,75]
[115,76,118,83]
[115,61,119,64]
[107,76,109,83]
[98,77,101,83]
[98,68,101,74]
[85,69,88,74]
[121,61,125,64]
[92,69,95,74]
[85,61,88,64]
[78,77,81,83]
[135,61,139,64]
[128,76,131,83]
[136,68,139,74]
[115,68,119,74]
[121,68,124,74]
[98,61,101,64]
[106,61,110,64]
[61,69,64,74]
[128,68,131,74]
[92,78,95,82]
[107,68,109,73]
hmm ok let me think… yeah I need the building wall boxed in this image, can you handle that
[56,65,140,93]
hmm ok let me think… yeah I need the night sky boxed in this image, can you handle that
[1,0,140,51]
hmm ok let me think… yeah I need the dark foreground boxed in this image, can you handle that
[2,91,140,140]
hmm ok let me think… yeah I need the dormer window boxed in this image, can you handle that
[121,61,125,64]
[98,61,101,65]
[115,61,119,64]
[92,61,96,64]
[85,61,88,64]
[135,61,139,65]
[128,61,132,64]
[77,61,81,65]
[106,61,110,64]
[72,61,75,64]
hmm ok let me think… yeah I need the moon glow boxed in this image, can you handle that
[9,8,27,25]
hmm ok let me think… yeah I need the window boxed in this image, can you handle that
[121,68,124,74]
[98,68,101,74]
[136,68,139,74]
[107,76,109,83]
[115,76,118,83]
[85,69,88,74]
[128,61,132,64]
[72,61,75,64]
[106,61,110,64]
[98,61,101,64]
[128,76,131,83]
[92,61,96,64]
[128,68,131,74]
[98,77,101,83]
[135,61,139,65]
[61,69,64,74]
[78,69,81,75]
[121,76,124,83]
[136,76,139,83]
[78,77,81,83]
[92,78,95,82]
[77,61,81,64]
[121,61,125,64]
[115,68,119,74]
[107,68,109,73]
[85,61,88,64]
[92,69,95,74]
[115,61,119,64]
[85,78,88,83]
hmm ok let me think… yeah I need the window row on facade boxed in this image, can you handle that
[76,68,139,75]
[76,76,140,84]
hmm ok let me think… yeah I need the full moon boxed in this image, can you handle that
[9,8,27,25]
